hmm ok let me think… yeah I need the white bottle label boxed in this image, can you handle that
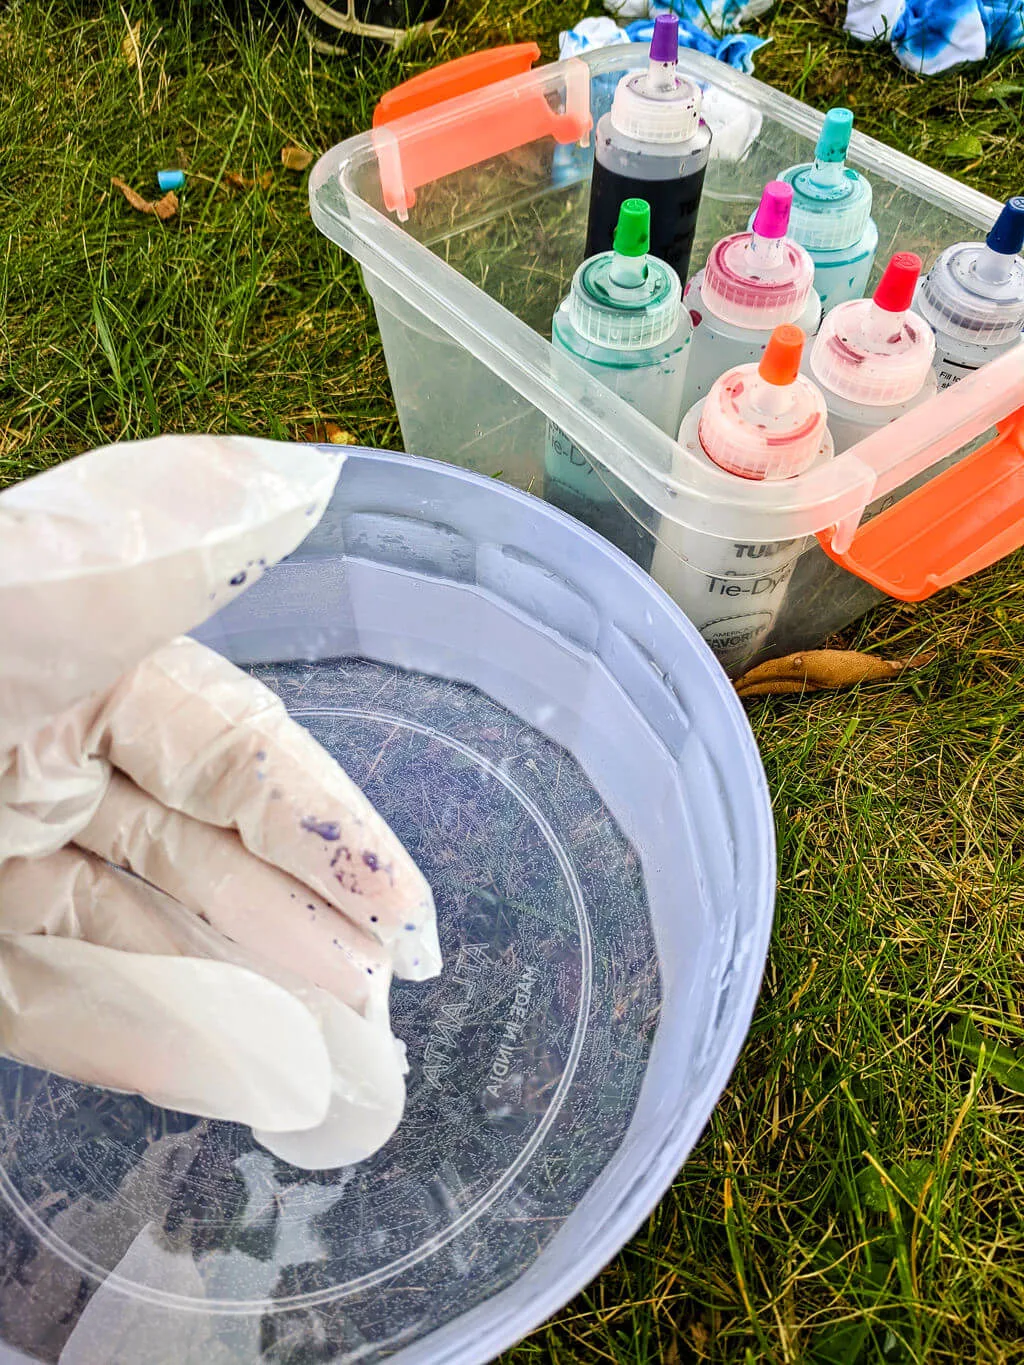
[935,353,978,390]
[651,535,800,674]
[544,420,609,502]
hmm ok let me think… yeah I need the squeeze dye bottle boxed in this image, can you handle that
[771,108,878,314]
[915,195,1024,389]
[680,180,820,411]
[651,325,833,674]
[809,252,936,454]
[584,14,712,282]
[545,198,691,567]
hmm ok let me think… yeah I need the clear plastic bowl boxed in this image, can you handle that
[0,449,774,1363]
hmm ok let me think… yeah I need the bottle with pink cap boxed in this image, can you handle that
[651,324,834,674]
[809,252,937,454]
[680,180,822,413]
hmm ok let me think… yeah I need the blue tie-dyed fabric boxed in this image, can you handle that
[981,0,1024,48]
[894,0,967,51]
[847,0,1024,72]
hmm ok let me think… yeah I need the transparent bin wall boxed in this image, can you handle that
[330,48,1000,673]
[366,269,547,493]
[0,450,774,1365]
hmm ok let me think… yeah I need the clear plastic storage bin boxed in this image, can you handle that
[0,450,774,1364]
[311,43,1024,676]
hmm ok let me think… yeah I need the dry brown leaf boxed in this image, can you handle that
[224,170,274,193]
[110,177,178,221]
[734,648,935,698]
[301,422,357,445]
[281,145,313,172]
[120,19,141,65]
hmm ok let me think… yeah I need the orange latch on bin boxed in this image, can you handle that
[372,44,592,218]
[817,406,1024,601]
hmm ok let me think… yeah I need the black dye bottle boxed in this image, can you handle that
[584,14,712,282]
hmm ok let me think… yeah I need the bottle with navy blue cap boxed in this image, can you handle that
[915,196,1024,388]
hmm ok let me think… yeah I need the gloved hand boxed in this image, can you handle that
[0,435,441,1169]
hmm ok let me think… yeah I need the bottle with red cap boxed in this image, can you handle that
[680,179,822,413]
[651,324,834,674]
[808,252,937,453]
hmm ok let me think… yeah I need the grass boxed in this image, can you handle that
[2,0,1024,1360]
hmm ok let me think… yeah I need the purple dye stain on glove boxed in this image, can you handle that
[300,816,342,840]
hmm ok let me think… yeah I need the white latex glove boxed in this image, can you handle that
[0,435,441,1169]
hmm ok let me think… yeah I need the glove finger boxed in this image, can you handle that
[75,770,393,1020]
[95,637,440,980]
[0,435,344,743]
[0,884,332,1134]
[0,850,408,1164]
[254,989,408,1170]
[0,845,189,954]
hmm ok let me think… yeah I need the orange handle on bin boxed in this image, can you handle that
[373,44,543,124]
[372,44,592,217]
[817,406,1024,601]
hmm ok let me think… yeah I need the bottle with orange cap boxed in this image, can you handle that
[808,252,937,454]
[651,324,834,674]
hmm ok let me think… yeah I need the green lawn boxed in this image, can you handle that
[2,0,1024,1360]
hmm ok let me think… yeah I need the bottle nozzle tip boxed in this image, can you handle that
[986,195,1024,255]
[815,107,854,163]
[613,197,650,258]
[759,324,805,385]
[873,252,922,312]
[752,180,793,239]
[649,13,679,63]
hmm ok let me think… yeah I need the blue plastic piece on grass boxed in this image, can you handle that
[157,170,185,192]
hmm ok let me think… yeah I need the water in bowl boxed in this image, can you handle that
[0,657,660,1362]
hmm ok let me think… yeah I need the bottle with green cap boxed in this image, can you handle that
[766,107,878,314]
[544,198,692,568]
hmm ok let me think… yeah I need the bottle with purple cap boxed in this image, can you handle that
[679,180,821,411]
[584,14,712,281]
[915,195,1024,388]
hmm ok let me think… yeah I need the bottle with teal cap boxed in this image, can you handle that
[769,108,878,313]
[544,197,692,568]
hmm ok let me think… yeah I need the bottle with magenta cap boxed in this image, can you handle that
[915,195,1024,389]
[770,108,878,314]
[585,14,712,282]
[809,252,936,454]
[681,180,821,412]
[545,198,692,567]
[651,324,833,674]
